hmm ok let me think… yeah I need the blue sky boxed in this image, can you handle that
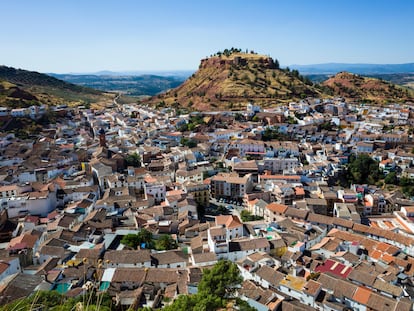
[1,0,413,73]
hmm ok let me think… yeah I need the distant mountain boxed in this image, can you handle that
[144,51,329,111]
[49,73,186,96]
[322,71,414,103]
[0,65,114,108]
[290,63,414,75]
[63,70,194,78]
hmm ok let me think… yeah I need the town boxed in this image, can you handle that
[1,96,414,311]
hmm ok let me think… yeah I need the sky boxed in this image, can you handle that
[1,0,413,73]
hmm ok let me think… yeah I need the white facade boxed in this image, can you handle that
[6,190,57,218]
[11,108,29,117]
[260,157,299,174]
[145,183,166,204]
[176,170,203,184]
[0,258,21,282]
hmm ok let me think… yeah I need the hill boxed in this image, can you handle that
[145,51,327,111]
[49,73,185,96]
[0,65,114,108]
[322,72,414,103]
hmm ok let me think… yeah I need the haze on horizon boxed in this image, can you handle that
[1,0,413,74]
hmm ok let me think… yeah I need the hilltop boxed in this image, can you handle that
[0,65,114,108]
[145,50,327,111]
[322,71,414,104]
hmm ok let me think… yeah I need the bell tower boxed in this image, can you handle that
[99,128,106,147]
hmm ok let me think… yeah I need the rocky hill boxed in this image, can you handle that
[146,51,327,111]
[322,71,414,104]
[0,65,114,108]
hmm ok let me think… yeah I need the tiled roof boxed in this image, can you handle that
[352,286,372,305]
[104,249,151,264]
[255,265,285,287]
[315,259,352,279]
[266,203,288,214]
[302,279,321,296]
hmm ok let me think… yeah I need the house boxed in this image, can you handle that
[230,139,265,157]
[301,280,322,308]
[210,173,253,200]
[190,252,218,267]
[7,230,42,266]
[182,182,209,207]
[104,249,152,268]
[265,203,288,222]
[216,215,244,240]
[151,250,188,268]
[249,199,268,218]
[278,274,306,301]
[237,280,280,311]
[0,257,21,282]
[305,198,328,215]
[227,238,270,261]
[0,273,47,305]
[176,169,203,184]
[253,265,285,290]
[6,186,58,218]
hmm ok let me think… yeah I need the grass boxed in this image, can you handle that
[148,52,324,111]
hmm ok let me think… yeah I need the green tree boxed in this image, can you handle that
[121,229,154,249]
[156,235,178,251]
[180,137,197,148]
[198,260,242,298]
[121,233,142,249]
[163,260,243,311]
[240,210,263,222]
[274,58,280,69]
[347,154,381,185]
[384,171,397,185]
[125,152,141,167]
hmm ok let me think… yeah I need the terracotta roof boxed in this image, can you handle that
[302,279,321,296]
[216,215,242,229]
[352,286,372,305]
[266,202,288,214]
[8,232,40,250]
[0,262,9,274]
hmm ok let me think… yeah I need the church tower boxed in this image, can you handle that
[99,128,107,147]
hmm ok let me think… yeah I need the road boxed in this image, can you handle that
[208,197,243,219]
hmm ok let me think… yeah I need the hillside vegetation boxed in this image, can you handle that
[0,65,114,108]
[146,50,328,111]
[322,71,414,104]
